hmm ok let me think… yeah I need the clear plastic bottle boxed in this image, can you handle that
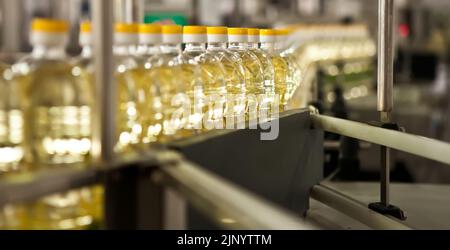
[13,18,94,229]
[0,61,26,230]
[181,26,226,131]
[247,28,277,114]
[134,24,163,144]
[152,25,191,141]
[276,29,301,107]
[0,62,23,172]
[72,21,103,230]
[206,26,246,121]
[73,21,94,107]
[16,18,92,166]
[113,23,141,152]
[227,28,264,116]
[260,29,289,111]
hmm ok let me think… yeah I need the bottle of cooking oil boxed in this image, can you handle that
[0,61,27,229]
[13,18,94,229]
[16,19,92,166]
[227,28,264,117]
[182,26,227,131]
[247,28,277,115]
[0,62,23,172]
[73,21,95,104]
[276,28,301,107]
[206,26,246,122]
[153,25,191,141]
[72,21,103,230]
[134,24,164,144]
[260,29,289,111]
[113,23,141,152]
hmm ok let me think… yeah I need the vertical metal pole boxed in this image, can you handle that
[115,0,144,23]
[377,0,394,206]
[1,0,23,53]
[92,0,116,163]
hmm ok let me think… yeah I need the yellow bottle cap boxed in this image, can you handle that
[275,29,289,36]
[260,29,276,36]
[115,23,138,33]
[80,21,91,33]
[139,24,161,34]
[183,26,207,34]
[228,28,247,35]
[247,28,259,36]
[32,18,69,33]
[207,26,228,35]
[162,25,183,34]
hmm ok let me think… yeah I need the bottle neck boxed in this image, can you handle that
[228,42,247,50]
[81,45,93,58]
[161,43,182,54]
[184,42,206,52]
[137,44,160,56]
[260,42,275,52]
[114,44,136,56]
[207,42,227,51]
[32,45,67,59]
[275,39,285,51]
[248,42,259,49]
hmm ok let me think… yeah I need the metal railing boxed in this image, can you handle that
[308,0,449,229]
[154,152,317,230]
[0,149,317,230]
[310,184,410,230]
[311,113,450,165]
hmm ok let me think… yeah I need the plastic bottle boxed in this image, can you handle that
[247,28,277,114]
[154,25,191,140]
[13,18,94,229]
[113,23,141,152]
[182,26,226,130]
[276,28,301,106]
[227,28,264,117]
[206,26,246,121]
[260,29,289,111]
[135,24,163,144]
[0,62,23,172]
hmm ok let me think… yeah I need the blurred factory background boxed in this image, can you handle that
[1,0,449,184]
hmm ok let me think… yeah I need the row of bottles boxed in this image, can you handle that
[0,19,301,229]
[0,18,373,229]
[93,24,302,148]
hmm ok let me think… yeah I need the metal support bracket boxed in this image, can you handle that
[367,121,405,132]
[367,122,407,220]
[368,202,407,220]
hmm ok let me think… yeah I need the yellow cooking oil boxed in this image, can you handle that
[206,26,247,121]
[0,61,27,230]
[71,21,103,230]
[132,24,164,145]
[276,28,301,106]
[113,23,142,152]
[260,29,289,111]
[227,28,265,117]
[247,28,277,115]
[0,62,23,172]
[181,26,226,131]
[142,25,192,142]
[12,18,94,229]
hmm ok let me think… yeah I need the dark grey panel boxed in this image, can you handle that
[169,109,324,229]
